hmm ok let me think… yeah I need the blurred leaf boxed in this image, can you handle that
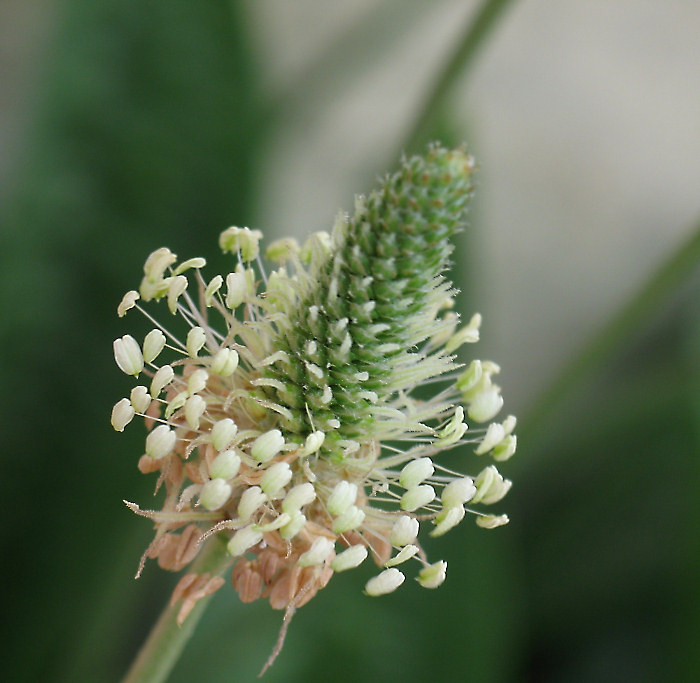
[0,1,261,681]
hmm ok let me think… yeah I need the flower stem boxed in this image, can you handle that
[399,0,516,158]
[121,536,231,683]
[520,219,700,447]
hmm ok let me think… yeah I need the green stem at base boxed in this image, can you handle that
[121,536,231,683]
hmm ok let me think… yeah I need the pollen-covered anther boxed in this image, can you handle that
[476,514,509,529]
[143,247,177,282]
[279,511,307,539]
[400,484,436,512]
[300,230,331,263]
[326,481,358,516]
[225,265,256,311]
[302,431,325,455]
[142,330,166,365]
[331,544,368,572]
[150,365,174,397]
[145,424,176,460]
[364,568,405,597]
[227,526,263,557]
[492,434,517,461]
[209,449,241,480]
[219,226,263,262]
[471,465,512,505]
[113,335,144,377]
[332,505,365,534]
[384,544,419,567]
[117,290,140,317]
[184,395,206,430]
[430,505,466,537]
[456,359,483,393]
[399,457,435,489]
[265,237,300,264]
[167,275,188,314]
[186,327,207,358]
[173,257,206,275]
[441,477,476,508]
[187,369,208,395]
[390,515,420,546]
[475,422,506,455]
[417,560,447,589]
[238,486,267,520]
[439,407,468,446]
[199,478,232,511]
[468,389,504,423]
[210,348,238,376]
[211,418,238,451]
[445,313,481,353]
[165,391,187,420]
[282,483,316,513]
[256,513,292,533]
[298,537,335,568]
[111,398,135,432]
[204,275,223,306]
[130,386,151,413]
[251,429,285,463]
[260,462,292,496]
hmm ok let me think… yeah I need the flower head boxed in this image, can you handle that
[113,144,515,658]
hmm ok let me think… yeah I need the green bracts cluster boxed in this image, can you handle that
[262,144,475,456]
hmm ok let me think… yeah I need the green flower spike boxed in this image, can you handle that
[113,143,515,665]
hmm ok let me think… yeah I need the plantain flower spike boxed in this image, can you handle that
[112,144,515,665]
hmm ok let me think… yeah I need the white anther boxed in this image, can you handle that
[331,545,368,572]
[364,568,405,596]
[417,560,447,589]
[150,364,174,397]
[237,486,267,520]
[199,479,232,511]
[211,347,238,376]
[145,424,176,460]
[227,526,262,557]
[332,505,365,534]
[260,462,292,496]
[117,290,140,317]
[113,335,144,376]
[282,483,316,513]
[399,457,434,489]
[186,326,207,358]
[327,481,357,516]
[142,329,166,364]
[441,477,476,508]
[390,515,419,547]
[111,398,134,432]
[250,429,284,463]
[298,537,335,567]
[400,484,436,512]
[211,418,237,451]
[130,386,151,413]
[184,394,206,429]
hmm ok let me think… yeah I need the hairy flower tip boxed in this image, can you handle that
[112,144,516,666]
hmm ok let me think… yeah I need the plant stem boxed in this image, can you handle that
[121,536,231,683]
[399,0,516,158]
[520,219,700,446]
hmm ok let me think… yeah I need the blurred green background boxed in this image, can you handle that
[2,1,699,681]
